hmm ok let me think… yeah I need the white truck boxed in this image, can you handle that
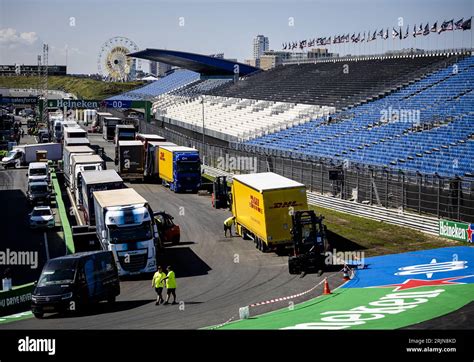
[62,145,94,186]
[70,154,105,201]
[93,188,158,276]
[1,143,62,168]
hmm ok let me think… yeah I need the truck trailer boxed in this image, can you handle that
[1,143,62,168]
[231,172,308,252]
[144,141,176,179]
[79,170,124,225]
[117,140,144,181]
[114,125,137,164]
[62,145,94,186]
[70,154,105,199]
[103,117,121,141]
[93,188,158,276]
[158,145,201,193]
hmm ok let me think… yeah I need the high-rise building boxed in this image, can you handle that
[149,61,172,77]
[149,61,157,75]
[253,35,269,61]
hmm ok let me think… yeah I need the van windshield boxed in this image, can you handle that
[29,168,47,176]
[30,184,48,193]
[39,269,76,286]
[108,221,152,244]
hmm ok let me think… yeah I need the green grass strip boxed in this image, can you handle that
[51,171,75,254]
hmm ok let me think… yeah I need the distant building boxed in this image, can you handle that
[244,59,258,67]
[149,61,157,75]
[253,35,269,61]
[0,64,67,76]
[149,61,172,77]
[259,48,336,70]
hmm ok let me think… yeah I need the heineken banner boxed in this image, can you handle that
[46,99,149,109]
[439,220,473,243]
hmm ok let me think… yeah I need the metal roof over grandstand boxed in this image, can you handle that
[128,49,260,76]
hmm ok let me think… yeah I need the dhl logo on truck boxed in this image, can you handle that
[249,195,263,213]
[159,151,166,161]
[270,201,303,209]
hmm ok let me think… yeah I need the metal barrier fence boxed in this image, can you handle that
[141,120,474,223]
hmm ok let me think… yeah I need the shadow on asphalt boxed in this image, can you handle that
[0,189,45,285]
[157,246,212,278]
[42,299,155,319]
[167,241,195,246]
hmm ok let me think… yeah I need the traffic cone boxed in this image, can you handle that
[323,277,331,295]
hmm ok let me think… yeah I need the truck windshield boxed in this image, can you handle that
[38,269,76,286]
[30,168,47,176]
[119,132,135,139]
[177,161,200,173]
[108,221,153,244]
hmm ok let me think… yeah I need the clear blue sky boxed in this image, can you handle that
[0,0,472,74]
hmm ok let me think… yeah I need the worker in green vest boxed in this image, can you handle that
[224,216,236,237]
[163,265,177,305]
[151,266,166,305]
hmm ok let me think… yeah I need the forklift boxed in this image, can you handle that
[153,211,181,245]
[288,210,329,275]
[212,176,230,209]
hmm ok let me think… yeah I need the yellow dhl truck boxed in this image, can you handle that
[231,172,308,252]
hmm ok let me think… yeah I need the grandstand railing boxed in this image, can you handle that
[141,119,474,224]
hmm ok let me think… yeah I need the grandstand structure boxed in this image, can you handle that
[114,48,473,221]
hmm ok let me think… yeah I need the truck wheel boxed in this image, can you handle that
[33,312,44,319]
[107,296,116,304]
[256,238,261,250]
[261,241,269,253]
[288,258,299,275]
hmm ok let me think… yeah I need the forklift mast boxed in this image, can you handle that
[212,176,230,209]
[291,210,326,256]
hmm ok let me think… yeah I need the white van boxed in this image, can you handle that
[27,162,50,184]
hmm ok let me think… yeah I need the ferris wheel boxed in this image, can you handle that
[97,36,140,81]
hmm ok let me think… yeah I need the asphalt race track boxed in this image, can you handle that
[1,131,342,329]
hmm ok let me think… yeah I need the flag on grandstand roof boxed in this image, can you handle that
[413,24,417,37]
[423,23,430,35]
[360,32,365,42]
[399,27,403,39]
[431,21,438,32]
[383,28,389,39]
[377,29,383,38]
[461,17,472,30]
[438,19,454,33]
[282,43,287,50]
[454,18,464,30]
[392,27,399,39]
[370,30,377,41]
[403,26,409,39]
[416,24,424,35]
